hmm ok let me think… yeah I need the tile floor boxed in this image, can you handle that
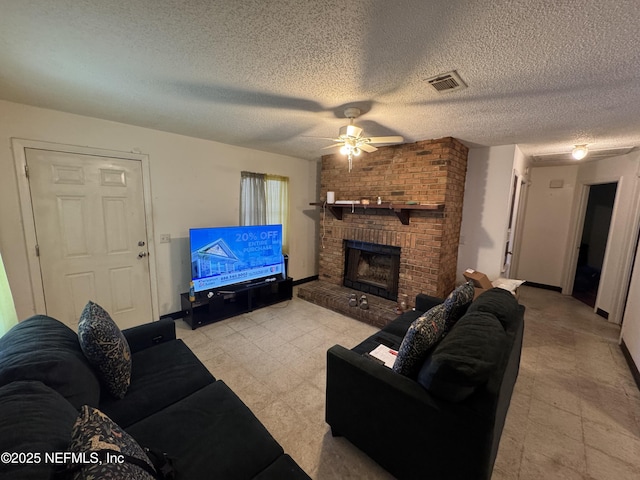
[175,286,640,479]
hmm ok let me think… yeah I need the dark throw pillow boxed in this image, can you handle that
[417,311,507,401]
[442,281,475,332]
[78,301,132,399]
[67,405,156,480]
[392,303,446,377]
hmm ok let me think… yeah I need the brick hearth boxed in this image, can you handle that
[299,137,468,326]
[297,281,398,328]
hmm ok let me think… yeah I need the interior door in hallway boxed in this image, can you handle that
[25,148,153,329]
[572,182,618,308]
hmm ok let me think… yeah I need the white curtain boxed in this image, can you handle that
[265,175,289,253]
[240,171,289,254]
[240,172,266,226]
[0,251,18,337]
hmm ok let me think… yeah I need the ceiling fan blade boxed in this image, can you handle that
[301,135,342,141]
[322,143,344,150]
[368,135,404,144]
[359,143,378,153]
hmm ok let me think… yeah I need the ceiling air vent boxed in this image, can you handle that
[425,71,467,93]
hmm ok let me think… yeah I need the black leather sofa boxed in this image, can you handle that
[0,315,310,479]
[326,288,524,480]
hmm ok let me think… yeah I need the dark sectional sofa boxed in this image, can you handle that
[0,315,310,479]
[326,287,525,480]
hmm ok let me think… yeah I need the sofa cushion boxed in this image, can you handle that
[78,301,132,399]
[0,380,79,479]
[126,381,286,480]
[417,311,507,401]
[442,282,475,332]
[380,309,423,338]
[392,303,446,377]
[68,405,156,479]
[466,287,520,329]
[352,330,404,356]
[0,315,101,408]
[99,339,215,428]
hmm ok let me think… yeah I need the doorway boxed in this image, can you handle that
[572,182,618,308]
[13,140,158,329]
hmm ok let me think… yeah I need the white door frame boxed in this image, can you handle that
[563,175,626,323]
[11,138,160,321]
[502,170,525,278]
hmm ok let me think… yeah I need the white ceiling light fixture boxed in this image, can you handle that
[572,145,589,160]
[319,107,404,172]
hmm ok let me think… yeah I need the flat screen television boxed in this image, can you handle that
[189,224,285,293]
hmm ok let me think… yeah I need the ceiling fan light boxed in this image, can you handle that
[572,145,588,160]
[353,147,361,156]
[339,145,349,155]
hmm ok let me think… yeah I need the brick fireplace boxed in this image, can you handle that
[299,137,468,326]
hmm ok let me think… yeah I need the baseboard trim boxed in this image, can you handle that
[293,275,319,286]
[620,340,640,392]
[524,281,562,292]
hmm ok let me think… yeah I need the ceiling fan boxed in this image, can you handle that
[322,107,404,171]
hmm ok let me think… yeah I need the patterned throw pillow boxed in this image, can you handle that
[68,405,156,480]
[78,301,131,399]
[442,282,475,332]
[392,303,447,377]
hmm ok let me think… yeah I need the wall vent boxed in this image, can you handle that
[425,71,467,93]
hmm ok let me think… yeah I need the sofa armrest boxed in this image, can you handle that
[415,293,443,312]
[326,344,494,480]
[122,319,176,354]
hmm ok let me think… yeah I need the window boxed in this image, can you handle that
[240,172,289,252]
[0,251,18,336]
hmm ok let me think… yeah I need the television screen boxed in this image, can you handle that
[189,224,285,293]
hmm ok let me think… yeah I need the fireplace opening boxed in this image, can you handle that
[344,240,401,300]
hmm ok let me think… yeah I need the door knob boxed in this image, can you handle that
[138,252,148,258]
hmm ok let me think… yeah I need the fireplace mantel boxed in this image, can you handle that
[309,202,444,225]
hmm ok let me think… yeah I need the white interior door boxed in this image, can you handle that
[25,148,153,329]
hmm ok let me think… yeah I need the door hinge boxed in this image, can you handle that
[35,244,40,257]
[24,164,29,178]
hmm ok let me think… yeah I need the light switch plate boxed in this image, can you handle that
[160,233,171,243]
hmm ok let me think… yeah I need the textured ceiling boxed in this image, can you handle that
[2,0,640,162]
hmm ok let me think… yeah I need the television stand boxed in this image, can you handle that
[180,277,293,329]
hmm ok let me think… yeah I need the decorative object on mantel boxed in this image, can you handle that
[326,191,335,204]
[310,202,445,225]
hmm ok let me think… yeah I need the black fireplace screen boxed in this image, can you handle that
[343,240,401,300]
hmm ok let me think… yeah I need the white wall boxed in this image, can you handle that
[622,235,640,372]
[0,100,319,319]
[515,152,640,324]
[516,165,579,287]
[457,145,517,281]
